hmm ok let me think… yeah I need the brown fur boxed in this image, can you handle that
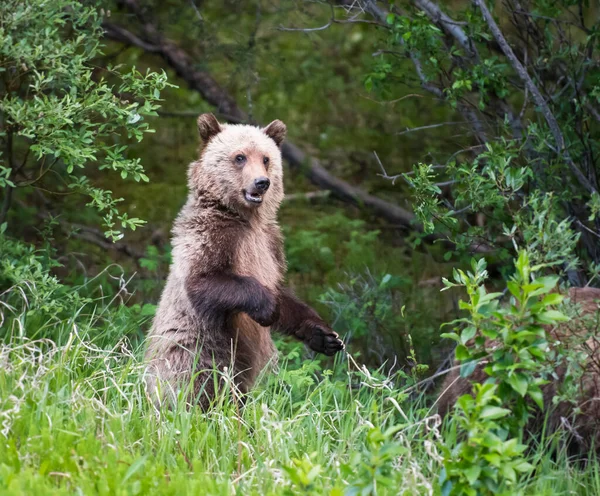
[437,287,600,453]
[145,114,344,409]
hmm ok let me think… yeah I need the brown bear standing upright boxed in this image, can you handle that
[145,114,344,409]
[437,287,600,454]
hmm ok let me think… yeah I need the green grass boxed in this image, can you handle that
[0,332,437,495]
[0,340,598,495]
[0,290,599,495]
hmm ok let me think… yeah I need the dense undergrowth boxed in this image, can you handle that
[1,239,599,495]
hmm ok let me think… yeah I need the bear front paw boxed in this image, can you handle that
[307,324,344,356]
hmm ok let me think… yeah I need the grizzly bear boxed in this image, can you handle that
[145,114,344,409]
[437,287,600,454]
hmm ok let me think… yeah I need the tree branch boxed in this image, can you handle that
[361,0,489,143]
[412,0,479,60]
[104,0,420,231]
[475,0,598,195]
[102,22,160,53]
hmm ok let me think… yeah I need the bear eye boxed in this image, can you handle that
[263,156,270,167]
[234,154,246,165]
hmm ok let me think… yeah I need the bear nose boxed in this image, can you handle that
[254,176,270,192]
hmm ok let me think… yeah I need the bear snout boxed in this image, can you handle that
[254,176,270,192]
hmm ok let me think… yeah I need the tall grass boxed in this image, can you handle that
[0,285,598,495]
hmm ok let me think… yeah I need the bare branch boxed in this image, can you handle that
[396,121,470,136]
[102,22,159,53]
[373,150,402,185]
[278,21,332,32]
[189,0,203,23]
[412,0,479,60]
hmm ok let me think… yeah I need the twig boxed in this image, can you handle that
[373,150,402,185]
[277,21,332,32]
[278,1,382,32]
[396,121,469,136]
[575,219,600,240]
[358,93,425,106]
[189,0,203,22]
[176,440,194,472]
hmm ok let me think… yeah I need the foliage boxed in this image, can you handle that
[0,291,598,495]
[440,252,570,495]
[0,0,170,240]
[320,270,412,366]
[0,227,150,345]
[1,0,600,493]
[284,213,380,275]
[376,1,600,282]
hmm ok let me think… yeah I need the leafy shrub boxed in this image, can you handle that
[440,252,570,495]
[320,271,410,365]
[0,225,151,344]
[374,2,600,282]
[1,0,169,240]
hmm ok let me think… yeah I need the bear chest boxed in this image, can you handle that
[232,229,282,292]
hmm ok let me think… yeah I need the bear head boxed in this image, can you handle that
[190,113,286,220]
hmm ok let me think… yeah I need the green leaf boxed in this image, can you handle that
[460,360,478,378]
[514,461,534,473]
[441,332,461,343]
[541,293,563,306]
[528,387,544,409]
[536,310,569,324]
[460,326,476,344]
[508,373,528,396]
[507,281,520,299]
[455,344,470,361]
[480,406,511,420]
[464,465,481,485]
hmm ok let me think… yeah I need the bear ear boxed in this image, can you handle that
[263,120,287,147]
[197,113,222,143]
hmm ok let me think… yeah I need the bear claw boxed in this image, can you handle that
[308,326,345,356]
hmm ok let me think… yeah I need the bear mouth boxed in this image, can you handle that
[243,190,263,205]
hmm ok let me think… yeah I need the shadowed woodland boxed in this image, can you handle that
[2,0,600,494]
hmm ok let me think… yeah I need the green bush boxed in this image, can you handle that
[440,252,570,495]
[0,0,169,240]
